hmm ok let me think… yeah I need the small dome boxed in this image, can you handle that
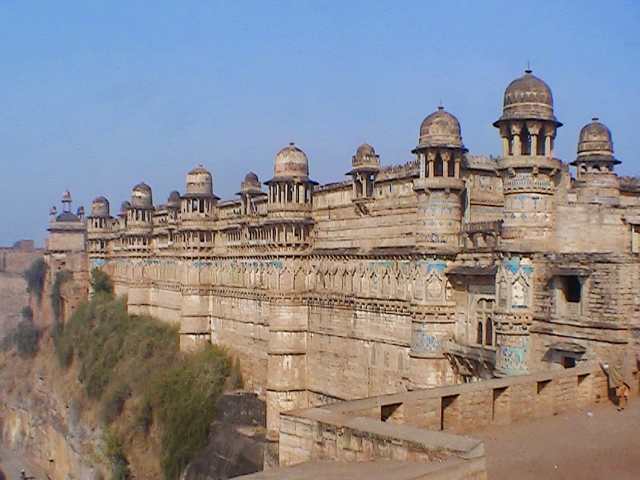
[577,117,614,157]
[241,171,262,193]
[131,182,153,208]
[167,190,181,207]
[499,70,557,122]
[91,196,110,217]
[245,171,259,184]
[120,200,131,213]
[56,211,80,223]
[76,206,85,216]
[352,143,380,170]
[185,165,214,196]
[62,190,72,203]
[417,107,465,149]
[273,142,309,178]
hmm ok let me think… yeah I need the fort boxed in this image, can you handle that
[43,69,640,476]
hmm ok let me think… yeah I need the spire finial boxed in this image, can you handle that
[525,60,532,74]
[438,99,444,110]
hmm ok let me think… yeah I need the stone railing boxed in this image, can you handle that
[274,363,612,479]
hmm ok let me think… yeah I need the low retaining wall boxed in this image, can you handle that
[273,363,621,479]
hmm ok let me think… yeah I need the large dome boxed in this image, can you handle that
[273,142,309,178]
[185,165,214,196]
[498,69,558,123]
[131,182,153,209]
[577,117,614,157]
[91,196,110,217]
[417,107,464,149]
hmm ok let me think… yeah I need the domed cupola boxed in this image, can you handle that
[273,142,309,179]
[349,143,380,200]
[417,106,466,150]
[493,69,562,158]
[237,172,266,216]
[576,117,617,161]
[167,191,181,208]
[241,171,261,194]
[91,196,110,218]
[571,118,621,202]
[185,165,214,197]
[131,182,153,209]
[498,70,559,124]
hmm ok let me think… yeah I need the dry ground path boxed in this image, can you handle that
[478,400,640,479]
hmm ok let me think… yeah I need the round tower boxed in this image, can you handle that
[412,106,467,250]
[493,70,563,249]
[87,196,112,258]
[570,117,620,205]
[179,165,218,251]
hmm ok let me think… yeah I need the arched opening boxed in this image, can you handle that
[447,156,456,177]
[476,321,483,345]
[434,154,444,177]
[561,276,582,303]
[485,318,493,346]
[521,126,531,155]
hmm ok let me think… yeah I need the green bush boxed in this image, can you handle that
[1,314,40,358]
[149,346,231,479]
[101,382,131,424]
[51,270,72,324]
[53,293,232,479]
[21,305,34,321]
[103,429,130,480]
[13,319,40,357]
[24,258,47,302]
[91,268,114,296]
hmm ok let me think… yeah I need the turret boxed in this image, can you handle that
[570,118,620,205]
[349,143,380,200]
[179,166,218,251]
[237,172,266,215]
[493,70,563,249]
[412,106,466,250]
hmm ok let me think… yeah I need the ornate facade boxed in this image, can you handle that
[47,70,640,455]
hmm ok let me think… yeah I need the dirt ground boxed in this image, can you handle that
[478,400,640,480]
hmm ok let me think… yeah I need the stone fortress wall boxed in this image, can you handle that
[45,69,640,465]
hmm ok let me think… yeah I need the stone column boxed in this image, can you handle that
[265,299,309,468]
[510,123,522,156]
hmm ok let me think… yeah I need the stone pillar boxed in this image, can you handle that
[409,316,456,388]
[510,123,522,156]
[265,299,309,468]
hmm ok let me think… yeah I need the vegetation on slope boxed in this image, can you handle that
[50,269,72,324]
[23,257,47,302]
[53,269,233,480]
[1,305,40,357]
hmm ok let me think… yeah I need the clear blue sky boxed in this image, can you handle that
[1,1,639,246]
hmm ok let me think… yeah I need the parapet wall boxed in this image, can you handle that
[273,363,625,479]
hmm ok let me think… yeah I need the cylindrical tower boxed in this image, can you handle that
[493,69,563,250]
[412,106,467,251]
[570,117,620,205]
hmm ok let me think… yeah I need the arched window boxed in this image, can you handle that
[486,318,493,346]
[476,321,483,345]
[434,154,444,177]
[448,157,456,177]
[521,127,531,155]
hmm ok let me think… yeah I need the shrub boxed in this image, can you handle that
[54,293,232,480]
[148,346,231,479]
[13,319,40,357]
[51,270,72,324]
[103,429,130,480]
[24,258,47,302]
[21,305,34,321]
[101,382,131,424]
[91,268,114,296]
[228,357,244,390]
